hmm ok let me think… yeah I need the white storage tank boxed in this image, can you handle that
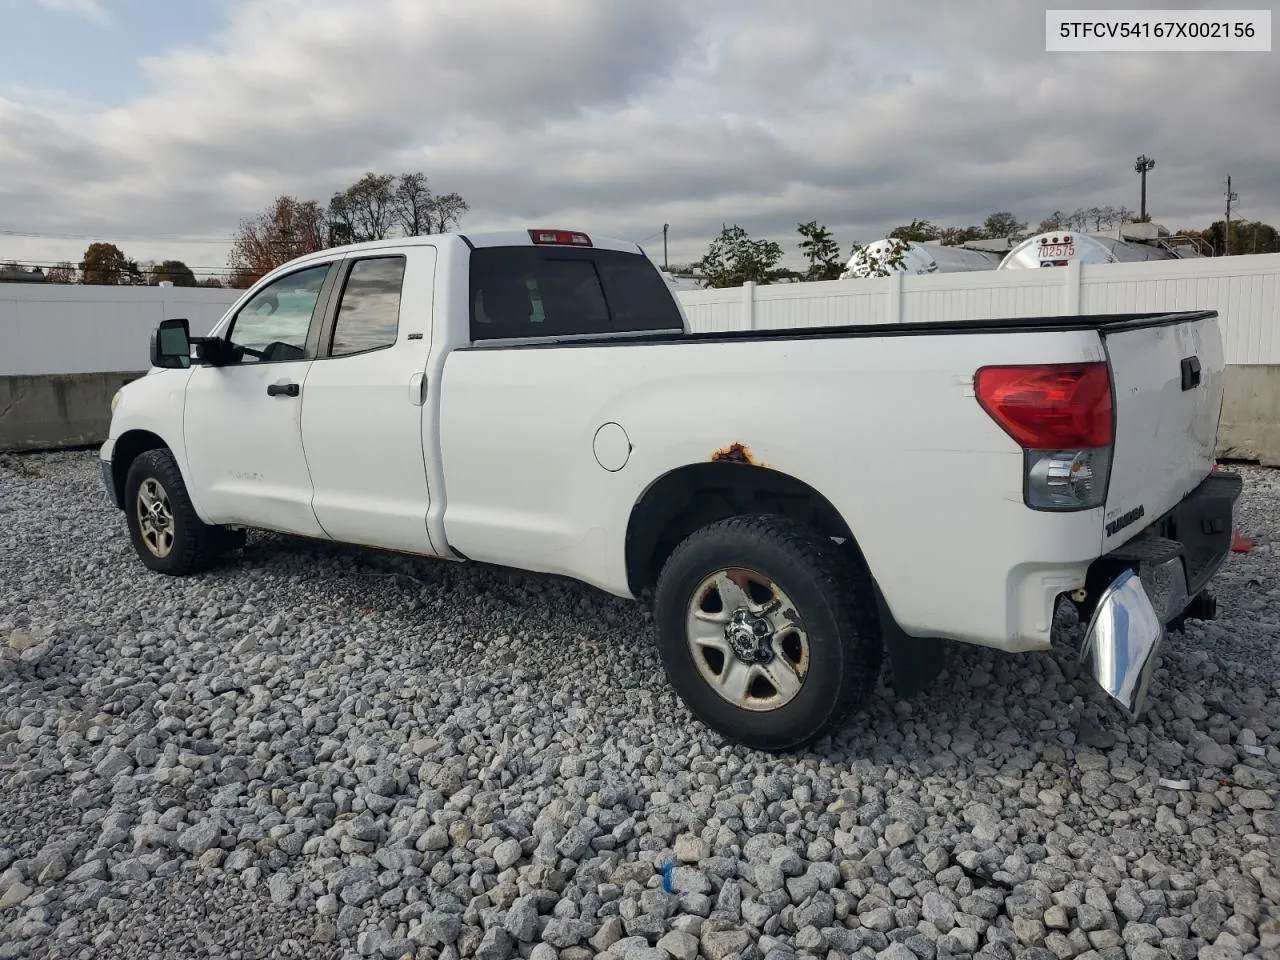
[998,230,1181,269]
[840,239,1002,279]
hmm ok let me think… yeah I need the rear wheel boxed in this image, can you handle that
[124,449,223,576]
[652,513,883,752]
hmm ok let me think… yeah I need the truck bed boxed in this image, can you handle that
[457,309,1218,350]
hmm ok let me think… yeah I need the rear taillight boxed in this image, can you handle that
[975,362,1114,511]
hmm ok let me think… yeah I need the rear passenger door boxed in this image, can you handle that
[299,246,440,555]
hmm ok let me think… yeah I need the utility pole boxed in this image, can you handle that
[663,224,669,270]
[1224,175,1237,256]
[1134,155,1155,221]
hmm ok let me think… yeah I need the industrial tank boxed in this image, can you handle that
[840,239,1002,279]
[998,231,1181,269]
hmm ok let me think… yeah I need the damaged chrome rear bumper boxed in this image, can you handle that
[1077,470,1243,716]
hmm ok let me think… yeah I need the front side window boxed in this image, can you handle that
[225,263,331,364]
[329,256,406,357]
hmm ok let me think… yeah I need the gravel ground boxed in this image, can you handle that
[1,450,1277,960]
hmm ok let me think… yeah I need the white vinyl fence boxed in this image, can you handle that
[676,253,1280,366]
[2,253,1278,375]
[1,284,239,376]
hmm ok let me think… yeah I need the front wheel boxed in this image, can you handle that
[652,514,883,753]
[124,449,223,576]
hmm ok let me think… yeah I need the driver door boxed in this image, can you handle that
[183,260,338,538]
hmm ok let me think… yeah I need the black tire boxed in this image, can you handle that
[123,448,222,576]
[652,514,882,753]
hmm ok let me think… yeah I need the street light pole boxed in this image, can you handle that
[663,224,669,270]
[1134,155,1155,220]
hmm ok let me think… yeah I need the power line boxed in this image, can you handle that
[0,257,239,276]
[0,226,236,243]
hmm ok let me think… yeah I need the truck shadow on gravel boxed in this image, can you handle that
[218,525,1256,778]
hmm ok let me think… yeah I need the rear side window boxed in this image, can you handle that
[329,256,406,357]
[469,247,682,341]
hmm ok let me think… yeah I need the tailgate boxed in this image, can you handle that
[1101,313,1225,550]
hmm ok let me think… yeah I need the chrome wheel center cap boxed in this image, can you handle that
[725,610,773,664]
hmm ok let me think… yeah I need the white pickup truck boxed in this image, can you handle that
[101,228,1242,752]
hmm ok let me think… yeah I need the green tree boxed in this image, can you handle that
[695,224,783,288]
[845,238,911,278]
[79,242,129,285]
[796,220,843,280]
[937,225,986,246]
[982,211,1027,240]
[888,218,939,242]
[123,258,146,285]
[149,260,198,286]
[198,277,225,288]
[1187,219,1280,256]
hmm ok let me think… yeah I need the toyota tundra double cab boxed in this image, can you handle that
[100,228,1242,751]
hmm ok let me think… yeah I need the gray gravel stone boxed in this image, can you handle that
[658,929,699,960]
[2,453,1279,960]
[176,819,221,856]
[702,928,751,960]
[504,893,539,942]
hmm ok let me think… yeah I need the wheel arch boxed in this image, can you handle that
[624,459,945,698]
[624,461,860,597]
[109,429,171,510]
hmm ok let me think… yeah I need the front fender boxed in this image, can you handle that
[105,367,204,516]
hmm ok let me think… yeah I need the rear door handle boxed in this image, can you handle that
[408,372,427,406]
[1180,356,1201,391]
[267,382,300,398]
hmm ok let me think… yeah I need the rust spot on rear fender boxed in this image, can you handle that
[711,442,767,467]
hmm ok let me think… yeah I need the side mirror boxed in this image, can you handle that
[150,318,191,369]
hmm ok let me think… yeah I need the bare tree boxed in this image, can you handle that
[428,192,470,233]
[392,172,434,236]
[45,261,78,283]
[328,173,397,243]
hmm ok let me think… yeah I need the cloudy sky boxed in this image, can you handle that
[0,0,1276,278]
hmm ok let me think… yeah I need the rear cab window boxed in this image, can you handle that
[468,246,683,342]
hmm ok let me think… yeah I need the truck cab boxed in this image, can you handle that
[103,229,688,561]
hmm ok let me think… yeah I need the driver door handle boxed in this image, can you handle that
[267,382,300,398]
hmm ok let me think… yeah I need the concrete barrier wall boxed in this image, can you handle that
[1,284,237,454]
[1218,365,1280,465]
[0,371,144,452]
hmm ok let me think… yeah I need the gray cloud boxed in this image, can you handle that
[1,0,1276,273]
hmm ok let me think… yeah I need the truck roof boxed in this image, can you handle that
[279,230,646,269]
